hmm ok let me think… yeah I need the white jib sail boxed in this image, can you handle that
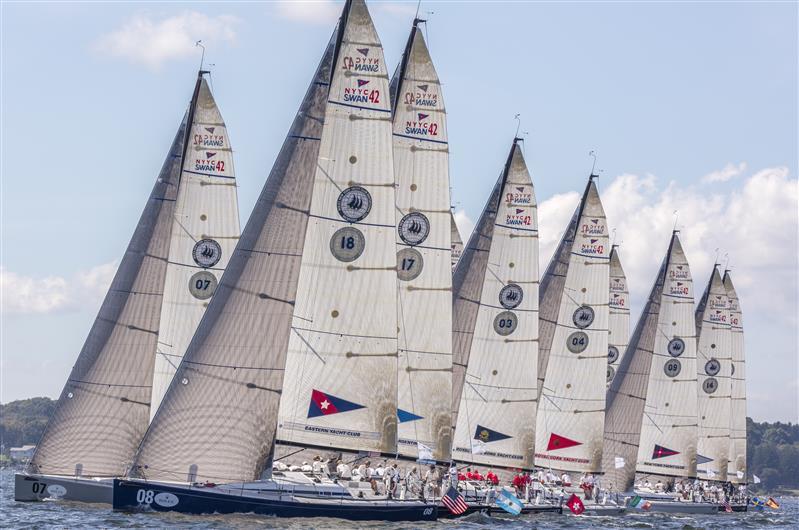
[696,267,732,480]
[635,233,699,479]
[392,24,453,461]
[534,178,610,473]
[276,0,399,454]
[150,76,240,419]
[724,271,747,483]
[451,212,464,270]
[607,246,630,387]
[452,140,539,470]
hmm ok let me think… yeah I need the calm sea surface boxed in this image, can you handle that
[1,469,797,529]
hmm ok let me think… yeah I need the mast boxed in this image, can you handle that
[149,72,241,418]
[695,266,732,481]
[607,246,630,386]
[275,0,398,455]
[129,29,339,484]
[602,235,674,491]
[634,232,699,481]
[451,138,540,470]
[724,271,747,484]
[534,175,610,474]
[390,19,453,462]
[29,116,188,478]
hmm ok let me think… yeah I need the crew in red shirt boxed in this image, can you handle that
[473,469,484,481]
[512,472,524,494]
[486,470,499,486]
[465,467,475,480]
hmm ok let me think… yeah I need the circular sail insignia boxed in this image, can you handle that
[336,186,372,223]
[702,377,719,394]
[704,358,721,376]
[566,331,589,353]
[499,283,524,309]
[607,345,619,364]
[667,338,686,357]
[398,212,430,246]
[192,238,222,268]
[664,359,682,377]
[330,227,365,262]
[607,365,616,382]
[396,248,424,281]
[188,271,218,300]
[572,306,595,328]
[493,311,518,336]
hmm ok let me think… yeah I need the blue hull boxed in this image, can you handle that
[112,479,438,522]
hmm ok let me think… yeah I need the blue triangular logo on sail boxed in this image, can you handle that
[473,424,511,443]
[397,408,423,423]
[697,454,713,465]
[417,84,428,92]
[307,389,365,418]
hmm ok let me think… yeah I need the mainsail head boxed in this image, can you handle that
[724,270,747,483]
[534,176,610,473]
[451,139,539,470]
[129,30,338,484]
[29,116,188,478]
[391,20,453,461]
[149,73,241,419]
[276,0,399,455]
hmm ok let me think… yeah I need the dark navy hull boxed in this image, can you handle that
[440,502,563,518]
[112,479,437,522]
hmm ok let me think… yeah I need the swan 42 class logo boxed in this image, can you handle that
[499,284,524,309]
[573,306,595,328]
[192,239,222,268]
[398,212,430,246]
[337,186,372,223]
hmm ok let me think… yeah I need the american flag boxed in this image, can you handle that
[722,499,733,513]
[441,485,468,515]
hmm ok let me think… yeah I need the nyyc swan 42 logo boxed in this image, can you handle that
[194,151,226,173]
[506,207,532,226]
[580,238,605,255]
[669,281,689,296]
[581,218,605,235]
[506,186,532,206]
[405,113,439,136]
[343,79,381,105]
[193,126,225,147]
[341,47,381,72]
[403,84,438,107]
[669,265,691,280]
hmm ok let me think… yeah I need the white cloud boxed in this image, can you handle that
[538,191,580,270]
[1,262,117,315]
[453,209,474,243]
[701,161,747,183]
[93,12,239,69]
[274,1,340,25]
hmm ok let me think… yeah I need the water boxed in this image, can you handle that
[1,469,797,529]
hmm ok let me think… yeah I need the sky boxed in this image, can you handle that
[1,1,797,423]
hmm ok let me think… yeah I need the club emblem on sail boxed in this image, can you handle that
[397,408,423,423]
[696,453,713,465]
[307,389,365,418]
[473,425,511,443]
[417,84,428,92]
[357,47,369,56]
[417,113,429,121]
[205,127,215,134]
[546,433,582,451]
[206,152,216,159]
[357,79,370,87]
[652,444,680,459]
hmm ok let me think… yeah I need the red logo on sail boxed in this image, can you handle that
[652,444,679,459]
[547,433,582,451]
[357,79,369,87]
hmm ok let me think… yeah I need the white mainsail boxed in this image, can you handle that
[276,0,398,454]
[451,139,539,470]
[451,212,464,269]
[725,271,747,483]
[150,75,240,419]
[390,21,452,461]
[534,177,610,473]
[635,233,699,479]
[695,266,731,480]
[607,245,630,386]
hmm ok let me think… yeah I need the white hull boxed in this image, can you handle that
[14,473,112,504]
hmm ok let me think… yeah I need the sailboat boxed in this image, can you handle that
[607,246,630,386]
[533,174,619,514]
[602,232,717,514]
[389,18,453,464]
[725,270,748,510]
[14,71,240,503]
[112,1,436,521]
[695,266,732,482]
[449,138,558,514]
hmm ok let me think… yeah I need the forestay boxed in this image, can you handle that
[390,21,453,461]
[635,233,699,479]
[534,177,609,473]
[276,0,399,454]
[725,271,747,484]
[695,267,731,480]
[150,75,241,419]
[129,35,336,484]
[607,246,630,387]
[452,140,539,470]
[29,117,187,478]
